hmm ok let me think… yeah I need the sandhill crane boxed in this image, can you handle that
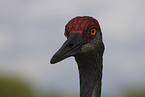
[50,16,105,97]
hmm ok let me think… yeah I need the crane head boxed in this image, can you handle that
[50,16,104,64]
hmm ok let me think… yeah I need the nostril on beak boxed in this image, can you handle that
[68,43,74,48]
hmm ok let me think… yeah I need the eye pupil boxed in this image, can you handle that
[90,28,96,36]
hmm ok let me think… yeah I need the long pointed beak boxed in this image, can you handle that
[50,32,84,64]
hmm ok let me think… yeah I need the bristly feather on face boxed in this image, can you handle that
[64,16,101,42]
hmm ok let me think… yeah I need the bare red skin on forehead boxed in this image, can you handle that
[65,16,101,42]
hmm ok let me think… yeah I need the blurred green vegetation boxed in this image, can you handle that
[124,90,145,97]
[0,75,145,97]
[0,75,75,97]
[0,75,33,97]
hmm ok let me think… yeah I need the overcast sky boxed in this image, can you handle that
[0,0,145,97]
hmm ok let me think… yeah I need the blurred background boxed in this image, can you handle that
[0,0,145,97]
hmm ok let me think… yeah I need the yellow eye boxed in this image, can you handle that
[90,28,97,36]
[64,31,68,38]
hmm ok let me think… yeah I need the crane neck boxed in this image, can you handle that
[75,54,103,97]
